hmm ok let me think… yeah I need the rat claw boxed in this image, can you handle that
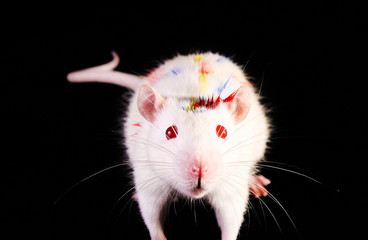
[132,194,138,201]
[250,175,270,198]
[255,175,271,186]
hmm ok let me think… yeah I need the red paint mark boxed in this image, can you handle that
[189,90,238,110]
[130,132,139,137]
[216,125,228,139]
[223,89,239,103]
[133,123,142,127]
[200,61,210,75]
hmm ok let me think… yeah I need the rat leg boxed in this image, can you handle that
[135,181,169,240]
[209,185,249,240]
[249,175,271,198]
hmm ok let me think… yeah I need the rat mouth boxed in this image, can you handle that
[190,178,206,197]
[191,188,205,197]
[190,176,207,197]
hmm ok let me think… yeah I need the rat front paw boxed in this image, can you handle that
[249,175,271,198]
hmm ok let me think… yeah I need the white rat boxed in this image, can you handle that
[67,51,271,240]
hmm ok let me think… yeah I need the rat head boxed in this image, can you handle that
[137,85,250,199]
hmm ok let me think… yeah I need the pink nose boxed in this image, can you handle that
[191,163,209,178]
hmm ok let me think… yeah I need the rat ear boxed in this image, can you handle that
[224,86,251,123]
[138,85,166,122]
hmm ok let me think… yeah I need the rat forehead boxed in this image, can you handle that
[174,89,238,113]
[164,96,230,115]
[156,98,234,128]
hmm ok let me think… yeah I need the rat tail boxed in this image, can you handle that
[67,51,147,91]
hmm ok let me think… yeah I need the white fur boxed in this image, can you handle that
[124,52,270,240]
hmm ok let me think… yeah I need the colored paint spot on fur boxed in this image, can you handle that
[200,61,211,75]
[223,89,239,103]
[130,132,139,137]
[193,54,203,62]
[199,74,207,94]
[181,90,239,113]
[133,122,142,127]
[198,60,212,94]
[216,56,229,62]
[217,74,232,94]
[171,67,182,75]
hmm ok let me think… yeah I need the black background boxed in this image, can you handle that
[3,3,367,240]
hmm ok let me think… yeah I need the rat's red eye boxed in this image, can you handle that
[166,125,178,140]
[216,125,227,139]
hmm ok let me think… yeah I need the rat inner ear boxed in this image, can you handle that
[138,85,166,122]
[225,86,251,123]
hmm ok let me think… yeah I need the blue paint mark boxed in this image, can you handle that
[217,74,232,94]
[216,56,229,62]
[171,67,182,75]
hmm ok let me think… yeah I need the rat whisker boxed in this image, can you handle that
[54,163,126,205]
[225,172,252,185]
[133,166,175,172]
[133,160,174,165]
[132,158,173,164]
[133,161,175,169]
[257,164,323,185]
[199,197,207,210]
[220,133,270,157]
[220,179,248,203]
[193,200,198,225]
[254,193,283,235]
[223,163,252,168]
[256,71,265,101]
[126,142,174,156]
[259,160,308,171]
[224,135,290,155]
[246,200,262,233]
[224,129,269,151]
[242,50,256,72]
[131,158,175,170]
[115,177,166,225]
[256,196,268,235]
[265,190,300,239]
[109,186,136,224]
[127,138,176,157]
[223,110,268,143]
[228,133,296,153]
[223,162,252,168]
[112,198,136,226]
[167,188,180,217]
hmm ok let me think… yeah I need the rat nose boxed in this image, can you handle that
[190,162,209,178]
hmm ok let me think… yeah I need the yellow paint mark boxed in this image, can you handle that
[183,97,202,113]
[198,73,207,94]
[193,54,203,62]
